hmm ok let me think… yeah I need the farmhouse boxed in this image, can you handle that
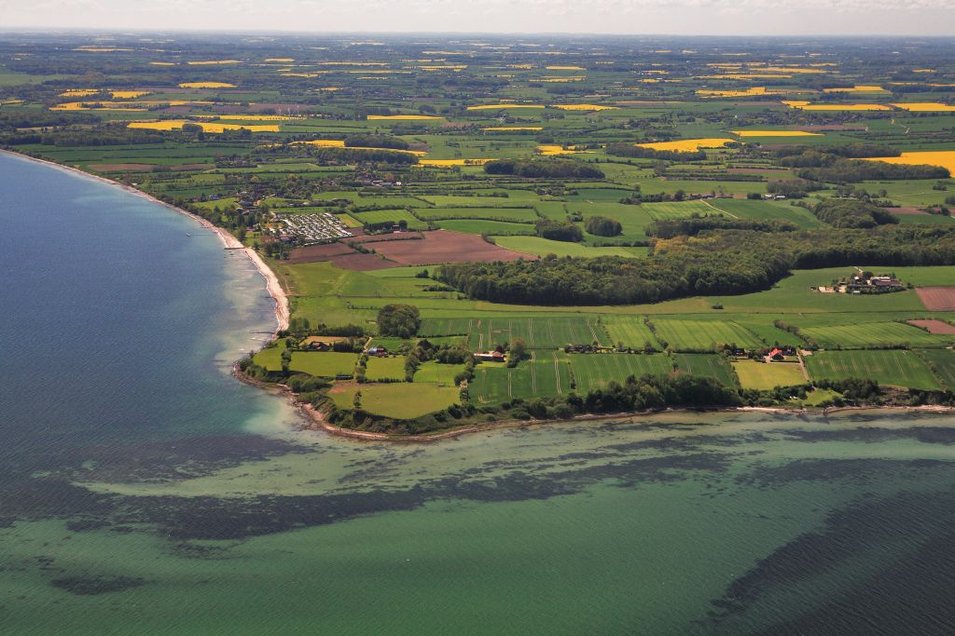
[474,351,506,362]
[301,335,347,350]
[814,270,904,295]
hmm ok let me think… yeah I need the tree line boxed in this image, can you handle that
[437,226,955,306]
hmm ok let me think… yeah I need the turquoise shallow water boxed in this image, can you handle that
[3,153,955,634]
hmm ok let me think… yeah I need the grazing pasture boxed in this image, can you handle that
[290,352,358,378]
[364,356,407,381]
[733,360,806,390]
[328,382,460,419]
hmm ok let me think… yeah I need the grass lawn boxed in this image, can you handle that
[364,356,407,381]
[329,382,460,419]
[252,342,286,371]
[290,352,358,378]
[733,360,807,390]
[414,361,466,385]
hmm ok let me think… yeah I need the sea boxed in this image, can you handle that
[2,151,955,634]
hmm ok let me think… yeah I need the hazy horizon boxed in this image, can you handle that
[2,0,953,37]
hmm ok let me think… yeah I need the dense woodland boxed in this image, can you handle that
[439,226,955,305]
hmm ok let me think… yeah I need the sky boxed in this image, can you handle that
[1,0,954,36]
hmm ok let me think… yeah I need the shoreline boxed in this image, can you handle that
[232,366,955,443]
[9,148,955,445]
[0,149,290,335]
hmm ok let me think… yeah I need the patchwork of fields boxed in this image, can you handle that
[4,34,955,423]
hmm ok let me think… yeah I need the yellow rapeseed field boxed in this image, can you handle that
[366,115,443,120]
[127,120,280,133]
[59,89,100,97]
[110,91,150,99]
[467,104,545,111]
[546,65,584,71]
[782,101,891,111]
[299,140,346,148]
[697,87,767,98]
[732,130,822,137]
[536,145,589,155]
[554,104,617,111]
[891,102,955,112]
[264,58,295,63]
[178,82,236,89]
[637,138,734,151]
[822,85,887,93]
[864,151,955,175]
[482,126,544,131]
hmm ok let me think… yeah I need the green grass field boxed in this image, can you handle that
[567,353,672,393]
[805,349,941,390]
[800,321,953,348]
[414,361,466,385]
[415,207,540,223]
[352,209,429,229]
[709,198,823,229]
[651,319,764,351]
[733,360,807,390]
[364,356,407,381]
[290,352,358,378]
[673,353,739,387]
[467,316,607,350]
[603,316,660,348]
[492,236,647,258]
[918,349,955,390]
[329,382,460,419]
[436,220,535,235]
[252,343,285,372]
[471,355,566,403]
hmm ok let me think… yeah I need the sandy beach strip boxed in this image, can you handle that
[0,150,290,335]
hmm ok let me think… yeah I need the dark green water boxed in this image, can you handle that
[3,152,955,634]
